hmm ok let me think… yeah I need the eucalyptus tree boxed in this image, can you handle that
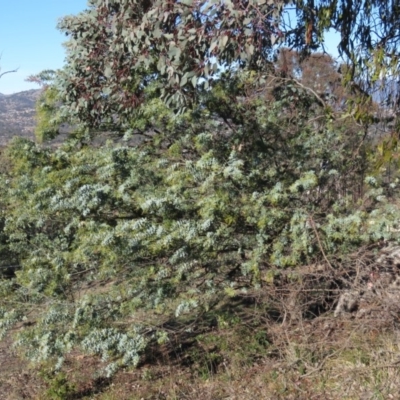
[50,0,400,133]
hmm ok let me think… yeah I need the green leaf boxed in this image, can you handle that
[153,29,162,39]
[180,73,189,87]
[104,66,112,78]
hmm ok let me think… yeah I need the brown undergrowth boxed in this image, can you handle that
[2,245,400,399]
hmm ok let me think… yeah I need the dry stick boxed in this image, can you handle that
[308,215,334,271]
[299,323,362,379]
[0,68,18,79]
[299,347,344,378]
[291,78,327,108]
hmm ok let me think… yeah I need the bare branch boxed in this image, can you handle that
[0,53,19,80]
[0,67,18,80]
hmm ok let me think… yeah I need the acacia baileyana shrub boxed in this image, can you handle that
[0,81,398,374]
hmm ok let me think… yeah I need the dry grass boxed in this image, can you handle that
[2,312,399,399]
[80,319,400,400]
[2,248,400,399]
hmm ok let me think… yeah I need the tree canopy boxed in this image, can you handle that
[50,0,400,131]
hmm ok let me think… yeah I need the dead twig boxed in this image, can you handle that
[0,67,18,80]
[308,215,334,271]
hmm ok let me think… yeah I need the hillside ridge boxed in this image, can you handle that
[0,89,41,145]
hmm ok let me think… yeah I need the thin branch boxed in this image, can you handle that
[0,67,19,80]
[308,214,334,270]
[292,77,327,108]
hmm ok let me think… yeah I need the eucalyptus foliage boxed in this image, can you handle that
[49,0,400,131]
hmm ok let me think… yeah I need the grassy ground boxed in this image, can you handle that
[1,295,400,399]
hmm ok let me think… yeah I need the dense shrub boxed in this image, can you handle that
[0,74,398,374]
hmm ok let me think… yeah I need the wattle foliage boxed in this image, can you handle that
[0,75,398,374]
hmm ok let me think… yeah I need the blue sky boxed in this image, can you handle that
[0,1,340,95]
[0,0,87,94]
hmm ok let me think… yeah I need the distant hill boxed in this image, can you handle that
[0,89,148,148]
[0,89,41,145]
